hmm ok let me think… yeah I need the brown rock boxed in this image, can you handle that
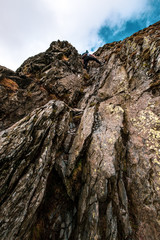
[0,22,160,240]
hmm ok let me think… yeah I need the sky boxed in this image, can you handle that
[0,0,159,71]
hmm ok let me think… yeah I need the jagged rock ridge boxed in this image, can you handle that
[0,22,160,240]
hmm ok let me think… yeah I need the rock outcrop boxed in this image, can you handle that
[0,22,160,240]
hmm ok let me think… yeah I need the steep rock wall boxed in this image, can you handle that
[0,22,160,240]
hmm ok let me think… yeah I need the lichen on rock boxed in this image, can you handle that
[0,21,160,240]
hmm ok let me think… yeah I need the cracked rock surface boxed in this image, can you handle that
[0,22,160,240]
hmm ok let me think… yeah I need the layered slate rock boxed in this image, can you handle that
[0,21,160,240]
[0,41,84,130]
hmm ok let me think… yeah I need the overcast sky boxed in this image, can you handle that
[0,0,159,70]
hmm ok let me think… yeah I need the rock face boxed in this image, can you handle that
[0,22,160,240]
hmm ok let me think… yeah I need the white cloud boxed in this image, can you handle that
[0,0,152,70]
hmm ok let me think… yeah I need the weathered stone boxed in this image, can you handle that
[0,21,160,240]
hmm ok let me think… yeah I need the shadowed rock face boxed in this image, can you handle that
[0,22,160,240]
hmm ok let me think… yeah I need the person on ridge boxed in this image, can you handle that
[81,50,101,69]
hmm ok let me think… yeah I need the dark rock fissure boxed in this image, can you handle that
[30,168,76,240]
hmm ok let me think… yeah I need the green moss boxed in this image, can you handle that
[142,49,150,61]
[89,102,97,107]
[31,220,44,240]
[73,114,83,122]
[83,72,90,80]
[71,160,83,194]
[72,161,82,181]
[79,87,85,93]
[65,159,83,198]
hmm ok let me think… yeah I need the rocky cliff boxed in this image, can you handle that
[0,21,160,240]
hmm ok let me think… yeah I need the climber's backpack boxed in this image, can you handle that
[82,53,87,59]
[82,52,90,59]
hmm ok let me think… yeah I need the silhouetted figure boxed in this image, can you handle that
[82,50,101,69]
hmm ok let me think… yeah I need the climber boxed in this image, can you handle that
[81,50,101,69]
